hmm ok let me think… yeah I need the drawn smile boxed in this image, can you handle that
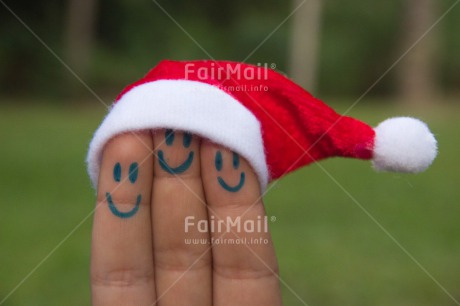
[158,150,194,174]
[217,172,246,192]
[106,192,141,219]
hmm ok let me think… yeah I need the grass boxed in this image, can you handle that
[0,100,459,305]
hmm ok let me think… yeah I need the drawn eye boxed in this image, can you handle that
[129,162,139,183]
[215,151,223,171]
[165,129,175,146]
[113,162,121,182]
[232,152,240,169]
[183,132,192,148]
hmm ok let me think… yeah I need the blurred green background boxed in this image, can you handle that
[1,0,459,305]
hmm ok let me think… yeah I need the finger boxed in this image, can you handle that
[91,131,156,305]
[152,129,212,306]
[201,141,282,306]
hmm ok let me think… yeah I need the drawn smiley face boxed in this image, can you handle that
[215,151,246,192]
[105,162,141,218]
[158,129,194,174]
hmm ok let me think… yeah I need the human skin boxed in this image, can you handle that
[90,130,282,306]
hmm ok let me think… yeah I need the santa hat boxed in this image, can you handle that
[87,60,437,191]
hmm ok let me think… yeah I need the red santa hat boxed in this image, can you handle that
[87,60,437,191]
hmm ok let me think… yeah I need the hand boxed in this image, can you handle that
[90,130,282,306]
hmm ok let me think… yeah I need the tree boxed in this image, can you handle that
[64,0,98,79]
[396,0,439,104]
[288,0,323,92]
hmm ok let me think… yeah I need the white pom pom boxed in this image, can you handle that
[372,117,437,173]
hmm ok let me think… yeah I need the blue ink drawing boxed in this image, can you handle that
[106,192,141,219]
[215,151,246,192]
[158,130,194,174]
[106,162,141,218]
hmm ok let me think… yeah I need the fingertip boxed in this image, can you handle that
[153,129,201,177]
[200,141,261,204]
[97,131,154,203]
